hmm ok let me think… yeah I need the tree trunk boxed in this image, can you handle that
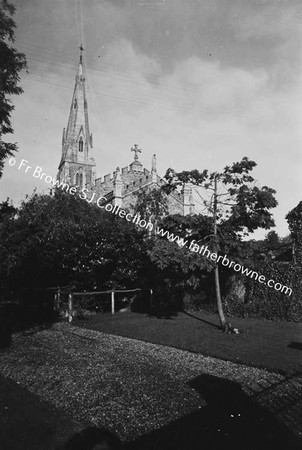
[214,265,226,330]
[213,174,228,332]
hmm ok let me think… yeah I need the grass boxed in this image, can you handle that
[1,309,302,448]
[74,309,302,374]
[0,323,301,448]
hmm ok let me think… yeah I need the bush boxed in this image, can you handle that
[224,262,302,322]
[0,302,16,348]
[0,317,12,348]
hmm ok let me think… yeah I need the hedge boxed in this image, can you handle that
[224,262,302,322]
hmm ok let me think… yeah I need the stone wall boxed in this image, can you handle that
[93,163,186,215]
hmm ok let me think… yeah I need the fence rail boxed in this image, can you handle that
[52,287,153,323]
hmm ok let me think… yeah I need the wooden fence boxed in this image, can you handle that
[53,287,153,323]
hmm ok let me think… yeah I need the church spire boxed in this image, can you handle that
[57,46,96,187]
[62,45,92,160]
[79,43,84,63]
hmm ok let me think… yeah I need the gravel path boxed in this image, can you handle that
[0,323,301,445]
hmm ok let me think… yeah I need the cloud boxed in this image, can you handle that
[3,1,302,238]
[233,1,302,88]
[101,38,160,77]
[85,38,301,237]
[158,57,268,118]
[235,2,302,41]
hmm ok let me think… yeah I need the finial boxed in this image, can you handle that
[151,153,157,172]
[115,166,121,181]
[131,144,142,161]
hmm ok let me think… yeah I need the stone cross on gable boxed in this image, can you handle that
[131,144,142,161]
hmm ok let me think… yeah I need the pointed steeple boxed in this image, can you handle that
[57,46,96,187]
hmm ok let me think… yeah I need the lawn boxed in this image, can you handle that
[0,322,301,449]
[74,309,302,374]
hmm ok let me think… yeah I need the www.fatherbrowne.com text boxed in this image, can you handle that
[155,228,292,297]
[11,158,293,297]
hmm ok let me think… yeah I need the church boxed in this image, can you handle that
[57,49,195,215]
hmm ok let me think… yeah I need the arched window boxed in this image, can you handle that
[79,137,83,152]
[74,99,77,109]
[75,169,83,188]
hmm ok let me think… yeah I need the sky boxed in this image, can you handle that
[1,0,302,238]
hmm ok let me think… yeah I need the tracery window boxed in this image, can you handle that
[75,169,83,188]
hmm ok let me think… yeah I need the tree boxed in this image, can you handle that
[0,190,147,292]
[134,186,168,228]
[264,230,280,250]
[0,197,16,223]
[0,0,27,177]
[163,157,278,331]
[286,201,302,265]
[147,213,215,309]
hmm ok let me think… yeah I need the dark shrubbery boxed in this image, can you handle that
[223,262,302,322]
[169,261,302,323]
[0,190,148,294]
[1,189,301,325]
[0,289,58,343]
[0,314,12,348]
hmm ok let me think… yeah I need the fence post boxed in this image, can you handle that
[111,291,115,315]
[150,288,153,310]
[68,293,73,323]
[54,286,61,313]
[57,287,61,309]
[54,292,57,310]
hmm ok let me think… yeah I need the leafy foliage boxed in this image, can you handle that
[286,201,302,264]
[0,0,27,177]
[134,186,168,224]
[0,190,147,292]
[161,157,278,289]
[225,262,302,322]
[144,212,218,310]
[0,197,16,222]
[163,157,277,239]
[264,230,280,250]
[161,157,278,328]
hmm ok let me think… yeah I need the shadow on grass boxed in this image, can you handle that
[183,310,221,330]
[126,374,301,450]
[0,317,57,351]
[0,298,60,348]
[60,426,122,450]
[288,342,302,351]
[0,320,12,349]
[147,308,179,320]
[0,316,55,350]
